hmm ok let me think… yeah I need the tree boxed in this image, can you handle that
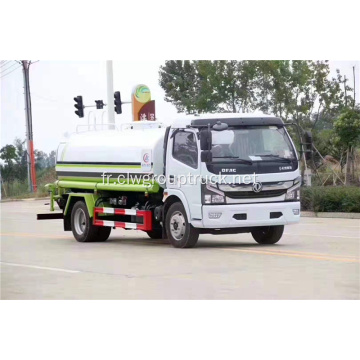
[159,60,352,123]
[159,60,259,114]
[0,144,17,166]
[0,138,56,184]
[333,107,360,183]
[255,60,350,127]
[0,144,21,182]
[47,151,56,167]
[35,150,48,170]
[159,60,200,114]
[211,60,258,113]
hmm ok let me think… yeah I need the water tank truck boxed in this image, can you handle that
[38,114,309,248]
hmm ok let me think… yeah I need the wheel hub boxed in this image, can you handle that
[170,211,186,241]
[74,208,86,235]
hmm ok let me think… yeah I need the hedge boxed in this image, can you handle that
[301,186,360,213]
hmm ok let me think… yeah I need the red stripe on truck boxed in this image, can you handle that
[93,207,152,231]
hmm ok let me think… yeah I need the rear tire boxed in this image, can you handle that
[96,226,112,242]
[71,201,110,242]
[251,225,284,244]
[165,202,199,248]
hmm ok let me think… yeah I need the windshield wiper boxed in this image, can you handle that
[254,154,293,163]
[213,157,253,165]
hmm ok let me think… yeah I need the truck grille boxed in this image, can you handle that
[225,189,287,199]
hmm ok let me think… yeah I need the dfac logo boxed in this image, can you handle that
[221,168,236,173]
[252,182,263,193]
[143,153,150,163]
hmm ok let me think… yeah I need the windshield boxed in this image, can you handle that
[211,126,296,162]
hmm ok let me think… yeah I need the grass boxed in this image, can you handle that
[1,167,56,200]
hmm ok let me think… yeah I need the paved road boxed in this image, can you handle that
[1,200,359,299]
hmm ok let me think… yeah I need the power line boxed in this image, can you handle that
[0,61,18,74]
[0,65,22,79]
[0,60,12,68]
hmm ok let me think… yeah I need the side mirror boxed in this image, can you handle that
[201,150,213,163]
[304,131,313,161]
[200,128,212,151]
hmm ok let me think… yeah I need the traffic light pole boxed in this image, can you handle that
[106,61,115,130]
[21,60,37,193]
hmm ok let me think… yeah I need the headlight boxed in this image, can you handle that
[211,194,225,203]
[202,184,226,204]
[285,188,300,201]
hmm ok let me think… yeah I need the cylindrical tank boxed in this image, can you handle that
[56,123,167,185]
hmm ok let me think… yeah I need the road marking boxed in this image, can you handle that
[221,248,359,263]
[0,232,70,239]
[297,223,360,229]
[0,262,80,273]
[253,248,358,259]
[284,233,359,239]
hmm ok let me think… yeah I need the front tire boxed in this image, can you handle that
[165,202,199,248]
[146,229,163,239]
[251,225,284,244]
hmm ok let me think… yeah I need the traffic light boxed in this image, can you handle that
[95,100,104,109]
[114,91,122,114]
[74,96,84,118]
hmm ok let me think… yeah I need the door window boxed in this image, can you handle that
[172,131,198,169]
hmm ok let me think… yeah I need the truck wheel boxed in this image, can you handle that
[251,225,284,244]
[165,202,199,248]
[96,226,112,242]
[71,201,101,242]
[146,229,163,239]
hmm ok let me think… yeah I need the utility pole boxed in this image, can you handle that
[353,65,356,108]
[21,60,37,192]
[106,61,115,130]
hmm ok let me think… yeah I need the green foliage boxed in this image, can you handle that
[0,144,17,165]
[159,60,354,127]
[158,60,200,114]
[301,186,360,213]
[0,139,28,182]
[1,138,56,198]
[312,129,347,168]
[333,107,360,148]
[159,60,259,114]
[0,138,56,183]
[1,167,56,199]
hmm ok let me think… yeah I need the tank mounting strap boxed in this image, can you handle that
[93,207,152,231]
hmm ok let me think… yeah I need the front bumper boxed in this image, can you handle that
[201,202,300,228]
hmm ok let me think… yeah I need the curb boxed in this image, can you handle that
[301,211,360,219]
[0,197,50,203]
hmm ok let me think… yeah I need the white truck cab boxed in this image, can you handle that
[162,114,301,247]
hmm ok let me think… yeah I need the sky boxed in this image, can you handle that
[1,60,359,154]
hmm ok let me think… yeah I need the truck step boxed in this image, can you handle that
[93,207,152,231]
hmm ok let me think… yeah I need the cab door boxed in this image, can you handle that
[166,129,202,220]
